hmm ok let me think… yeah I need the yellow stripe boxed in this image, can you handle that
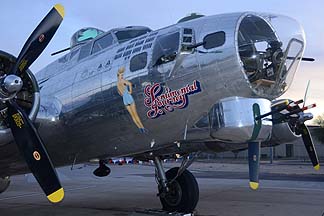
[47,188,64,203]
[271,99,289,107]
[54,4,65,18]
[249,181,259,190]
[314,164,320,171]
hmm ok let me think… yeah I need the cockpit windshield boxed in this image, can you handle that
[115,27,152,43]
[237,14,305,99]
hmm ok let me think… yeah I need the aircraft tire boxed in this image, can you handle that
[0,176,10,194]
[159,167,199,213]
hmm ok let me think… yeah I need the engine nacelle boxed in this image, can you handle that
[268,122,300,145]
[209,97,272,143]
[263,99,302,146]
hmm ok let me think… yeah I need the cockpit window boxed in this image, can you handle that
[115,28,151,43]
[92,33,114,54]
[78,42,92,61]
[152,32,180,66]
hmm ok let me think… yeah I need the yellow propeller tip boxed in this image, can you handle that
[271,99,289,107]
[249,182,259,190]
[314,164,320,171]
[47,188,64,203]
[54,4,65,18]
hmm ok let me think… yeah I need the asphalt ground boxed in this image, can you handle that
[1,161,324,216]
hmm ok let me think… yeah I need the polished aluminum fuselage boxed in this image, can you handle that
[34,12,257,165]
[1,12,302,175]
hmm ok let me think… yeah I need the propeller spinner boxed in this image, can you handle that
[2,4,65,203]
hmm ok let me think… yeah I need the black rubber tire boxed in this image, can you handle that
[159,167,199,213]
[0,177,10,194]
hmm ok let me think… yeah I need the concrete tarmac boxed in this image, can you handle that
[1,161,324,216]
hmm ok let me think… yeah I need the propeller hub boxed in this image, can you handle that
[2,75,23,93]
[298,112,313,124]
[0,75,23,101]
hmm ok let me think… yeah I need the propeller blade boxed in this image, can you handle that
[298,123,320,170]
[6,101,64,203]
[302,80,310,108]
[248,142,260,190]
[11,4,64,75]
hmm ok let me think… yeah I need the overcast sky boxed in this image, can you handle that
[1,0,323,117]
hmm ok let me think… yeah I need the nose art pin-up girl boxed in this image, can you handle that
[117,67,147,133]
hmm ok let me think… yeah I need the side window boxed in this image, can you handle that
[203,31,225,49]
[130,52,147,72]
[78,43,92,61]
[181,28,195,52]
[92,33,114,54]
[152,32,180,66]
[182,28,194,45]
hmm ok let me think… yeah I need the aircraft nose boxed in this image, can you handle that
[237,13,306,98]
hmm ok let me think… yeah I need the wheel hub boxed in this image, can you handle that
[163,180,182,207]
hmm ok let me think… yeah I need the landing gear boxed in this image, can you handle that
[154,156,199,213]
[93,160,111,177]
[160,167,199,213]
[0,176,10,193]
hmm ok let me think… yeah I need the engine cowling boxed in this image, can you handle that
[264,99,302,146]
[268,122,300,145]
[209,97,272,143]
